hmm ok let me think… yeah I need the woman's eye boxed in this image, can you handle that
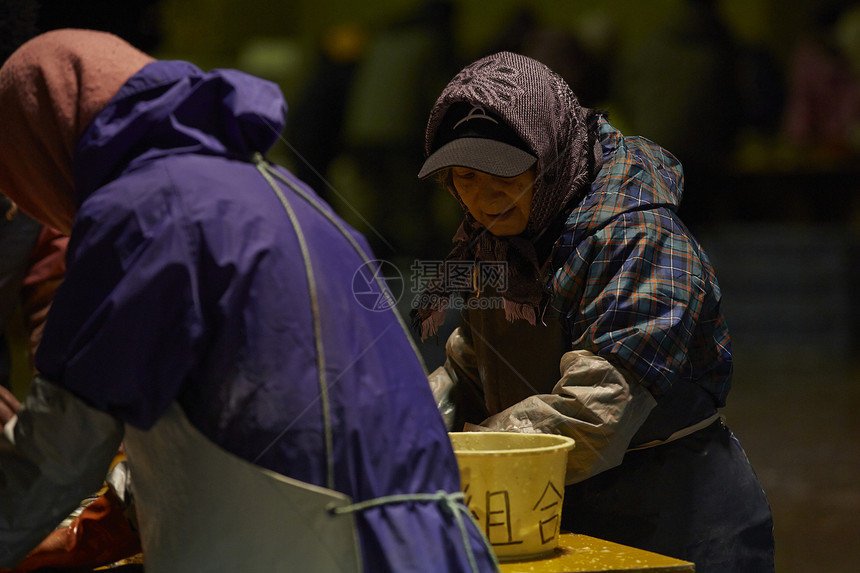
[453,170,476,180]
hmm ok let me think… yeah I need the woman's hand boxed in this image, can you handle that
[0,385,21,426]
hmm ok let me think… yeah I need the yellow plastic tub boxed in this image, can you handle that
[449,432,576,562]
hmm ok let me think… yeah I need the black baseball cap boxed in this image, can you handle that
[418,102,537,179]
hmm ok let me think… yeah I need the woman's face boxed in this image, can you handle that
[451,166,535,236]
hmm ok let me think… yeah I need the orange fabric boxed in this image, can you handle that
[0,489,141,573]
[21,226,69,367]
[0,29,154,235]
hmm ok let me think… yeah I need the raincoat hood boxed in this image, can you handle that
[75,61,286,203]
[0,28,286,235]
[565,117,685,243]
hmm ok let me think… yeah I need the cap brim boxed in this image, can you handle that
[418,137,536,179]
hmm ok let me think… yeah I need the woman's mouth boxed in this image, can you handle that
[485,207,514,220]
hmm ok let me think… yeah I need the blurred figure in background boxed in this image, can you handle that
[783,3,860,163]
[285,23,368,202]
[486,7,613,110]
[612,0,744,229]
[339,0,461,259]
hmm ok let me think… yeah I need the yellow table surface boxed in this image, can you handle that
[497,533,694,573]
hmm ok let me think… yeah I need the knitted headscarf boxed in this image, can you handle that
[0,29,155,235]
[414,52,598,339]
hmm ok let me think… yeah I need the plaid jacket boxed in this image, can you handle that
[550,117,732,405]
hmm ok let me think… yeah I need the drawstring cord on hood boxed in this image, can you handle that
[253,152,431,483]
[253,153,335,490]
[252,153,427,375]
[253,153,496,572]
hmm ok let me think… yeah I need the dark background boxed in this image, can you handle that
[3,1,859,571]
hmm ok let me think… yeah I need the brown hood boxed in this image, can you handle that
[0,28,154,234]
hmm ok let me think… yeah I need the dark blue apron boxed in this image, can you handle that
[562,419,775,573]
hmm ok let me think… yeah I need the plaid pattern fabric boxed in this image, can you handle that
[550,118,732,404]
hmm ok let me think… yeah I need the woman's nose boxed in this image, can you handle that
[478,175,507,197]
[480,188,510,211]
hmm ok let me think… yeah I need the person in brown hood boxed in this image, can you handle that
[0,29,499,573]
[0,0,69,406]
[415,51,774,572]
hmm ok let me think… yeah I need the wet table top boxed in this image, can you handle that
[497,533,694,573]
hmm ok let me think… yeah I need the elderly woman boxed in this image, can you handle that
[415,51,774,572]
